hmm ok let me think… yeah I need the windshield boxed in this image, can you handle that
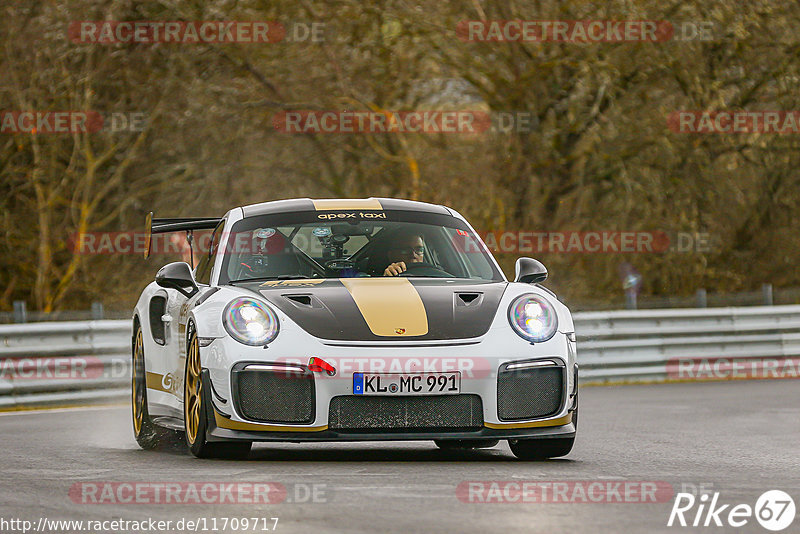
[217,210,503,283]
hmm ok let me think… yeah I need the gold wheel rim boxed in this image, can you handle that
[132,330,144,435]
[185,333,202,444]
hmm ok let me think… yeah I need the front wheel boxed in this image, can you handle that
[184,323,252,459]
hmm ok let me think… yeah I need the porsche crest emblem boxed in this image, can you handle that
[395,328,406,335]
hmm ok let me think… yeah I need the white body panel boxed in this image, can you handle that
[134,281,576,429]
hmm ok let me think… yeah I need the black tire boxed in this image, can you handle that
[508,437,575,460]
[509,393,578,460]
[184,323,252,459]
[434,439,500,450]
[132,323,182,450]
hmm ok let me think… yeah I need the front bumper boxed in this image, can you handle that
[208,421,576,443]
[199,319,578,441]
[202,371,576,442]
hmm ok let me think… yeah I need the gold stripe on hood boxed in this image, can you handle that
[340,278,428,336]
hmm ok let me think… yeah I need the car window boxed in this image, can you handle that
[285,225,382,261]
[218,211,503,283]
[194,221,224,285]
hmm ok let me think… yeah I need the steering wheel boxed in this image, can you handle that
[398,262,453,278]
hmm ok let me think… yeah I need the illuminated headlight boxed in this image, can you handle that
[508,294,558,343]
[223,298,279,346]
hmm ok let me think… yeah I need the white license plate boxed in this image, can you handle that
[353,372,461,395]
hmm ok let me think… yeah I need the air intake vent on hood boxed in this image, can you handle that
[455,292,483,307]
[284,294,313,307]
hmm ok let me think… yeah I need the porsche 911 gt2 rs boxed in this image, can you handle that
[131,198,578,459]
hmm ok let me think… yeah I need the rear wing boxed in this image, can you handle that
[143,211,221,259]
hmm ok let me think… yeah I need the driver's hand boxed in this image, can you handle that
[384,262,407,276]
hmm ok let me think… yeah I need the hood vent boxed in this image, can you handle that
[258,281,506,341]
[284,294,313,307]
[455,292,483,307]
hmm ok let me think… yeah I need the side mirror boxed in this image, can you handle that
[514,257,548,284]
[155,262,199,298]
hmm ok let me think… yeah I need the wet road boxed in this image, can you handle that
[0,380,798,534]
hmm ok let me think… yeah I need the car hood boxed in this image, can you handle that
[233,278,508,341]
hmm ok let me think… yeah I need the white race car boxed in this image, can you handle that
[132,198,578,459]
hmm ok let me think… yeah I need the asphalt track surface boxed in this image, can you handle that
[0,380,798,534]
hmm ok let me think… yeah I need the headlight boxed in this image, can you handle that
[223,298,279,346]
[508,294,558,343]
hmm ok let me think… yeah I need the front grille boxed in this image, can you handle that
[497,364,564,421]
[328,395,483,432]
[233,366,314,424]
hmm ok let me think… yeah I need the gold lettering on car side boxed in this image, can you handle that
[146,371,181,397]
[259,280,325,287]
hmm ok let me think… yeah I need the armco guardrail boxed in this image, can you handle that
[577,305,800,382]
[2,305,800,408]
[0,321,131,409]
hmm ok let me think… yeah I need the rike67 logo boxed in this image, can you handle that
[668,490,795,531]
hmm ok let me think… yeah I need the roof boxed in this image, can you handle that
[240,197,452,218]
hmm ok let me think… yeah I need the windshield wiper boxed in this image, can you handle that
[228,275,314,284]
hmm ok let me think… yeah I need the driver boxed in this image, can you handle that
[384,233,425,276]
